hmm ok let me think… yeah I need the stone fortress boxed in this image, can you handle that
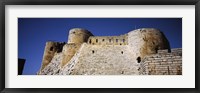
[37,28,182,75]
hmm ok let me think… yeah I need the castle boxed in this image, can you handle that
[37,28,182,75]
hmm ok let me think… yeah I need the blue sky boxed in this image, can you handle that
[18,18,182,75]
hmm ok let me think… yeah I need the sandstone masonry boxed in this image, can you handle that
[37,28,182,75]
[139,48,182,75]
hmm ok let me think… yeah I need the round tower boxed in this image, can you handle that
[40,41,59,70]
[128,28,170,59]
[67,28,93,44]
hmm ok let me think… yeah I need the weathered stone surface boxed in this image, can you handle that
[40,42,65,70]
[38,53,63,75]
[37,28,181,75]
[62,43,140,75]
[128,28,170,60]
[61,43,81,67]
[140,48,182,75]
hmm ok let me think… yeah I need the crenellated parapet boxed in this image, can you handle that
[87,35,128,45]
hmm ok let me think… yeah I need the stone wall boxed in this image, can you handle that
[60,43,140,75]
[140,48,182,75]
[38,53,63,75]
[59,43,86,75]
[61,43,81,67]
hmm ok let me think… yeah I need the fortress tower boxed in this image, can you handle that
[61,28,93,67]
[40,41,65,70]
[128,28,170,60]
[67,28,93,44]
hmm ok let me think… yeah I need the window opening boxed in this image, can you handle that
[109,39,111,42]
[50,47,53,51]
[89,39,91,44]
[92,50,95,54]
[96,39,98,43]
[137,57,141,63]
[123,39,125,42]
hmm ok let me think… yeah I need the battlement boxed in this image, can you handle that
[87,35,128,45]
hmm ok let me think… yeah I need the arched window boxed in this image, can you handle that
[102,39,104,42]
[116,39,118,42]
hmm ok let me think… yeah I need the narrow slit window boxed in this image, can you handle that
[137,57,141,63]
[123,39,125,42]
[96,39,98,43]
[155,47,158,53]
[109,39,111,42]
[116,39,118,42]
[89,39,91,44]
